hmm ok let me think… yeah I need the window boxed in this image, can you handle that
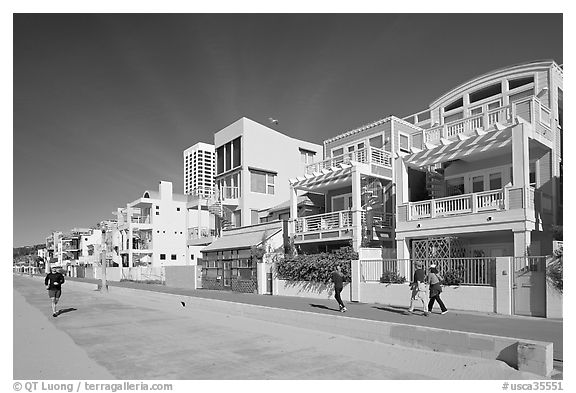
[529,162,537,187]
[472,176,484,193]
[446,177,464,196]
[489,173,502,190]
[399,133,410,152]
[445,97,463,112]
[176,207,180,211]
[190,254,195,260]
[300,148,316,165]
[332,148,344,157]
[155,212,159,216]
[250,170,275,194]
[232,137,241,168]
[470,83,502,103]
[160,254,166,260]
[171,254,177,260]
[369,135,383,148]
[509,76,534,90]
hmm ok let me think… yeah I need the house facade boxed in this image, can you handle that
[210,117,323,231]
[288,60,562,265]
[116,181,188,268]
[395,60,562,268]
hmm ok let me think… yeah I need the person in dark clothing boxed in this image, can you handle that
[408,261,429,316]
[331,264,347,312]
[427,264,448,314]
[45,266,65,317]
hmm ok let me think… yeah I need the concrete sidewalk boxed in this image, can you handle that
[61,275,563,362]
[13,275,547,380]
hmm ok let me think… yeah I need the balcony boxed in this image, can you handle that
[423,97,553,145]
[217,186,239,202]
[304,146,392,176]
[293,210,394,242]
[188,226,216,246]
[131,216,151,224]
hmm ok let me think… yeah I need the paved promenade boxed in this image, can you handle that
[13,275,560,380]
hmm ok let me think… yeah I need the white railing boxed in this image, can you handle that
[219,186,239,200]
[295,210,353,233]
[188,227,217,240]
[304,146,392,175]
[131,216,151,224]
[512,97,553,141]
[360,259,403,282]
[408,189,506,220]
[424,105,512,143]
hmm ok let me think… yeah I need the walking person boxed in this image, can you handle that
[427,264,448,315]
[331,264,347,312]
[45,265,65,317]
[408,261,429,316]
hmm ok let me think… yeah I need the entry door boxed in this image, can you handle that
[223,261,231,287]
[332,194,353,211]
[513,257,546,317]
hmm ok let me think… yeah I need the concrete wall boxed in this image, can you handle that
[275,279,351,302]
[165,266,197,290]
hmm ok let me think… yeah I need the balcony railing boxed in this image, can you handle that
[304,146,392,176]
[218,186,239,200]
[131,216,151,224]
[425,105,511,143]
[188,227,217,240]
[407,188,506,220]
[423,97,553,145]
[294,209,394,234]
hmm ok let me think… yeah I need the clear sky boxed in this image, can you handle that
[12,13,562,247]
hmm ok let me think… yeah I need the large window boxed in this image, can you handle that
[399,133,410,152]
[216,136,242,175]
[250,170,275,194]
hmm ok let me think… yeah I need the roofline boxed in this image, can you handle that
[323,115,423,145]
[430,59,561,107]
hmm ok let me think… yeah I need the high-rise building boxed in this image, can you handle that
[183,142,216,197]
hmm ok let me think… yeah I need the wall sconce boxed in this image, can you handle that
[487,216,492,221]
[416,223,421,228]
[536,87,549,99]
[502,270,508,276]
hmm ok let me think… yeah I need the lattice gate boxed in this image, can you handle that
[411,237,468,260]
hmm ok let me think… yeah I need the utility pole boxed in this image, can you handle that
[100,228,108,293]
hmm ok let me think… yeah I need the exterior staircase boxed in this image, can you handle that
[208,197,234,234]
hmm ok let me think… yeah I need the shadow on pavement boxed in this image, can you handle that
[57,308,77,316]
[372,305,412,315]
[309,304,341,312]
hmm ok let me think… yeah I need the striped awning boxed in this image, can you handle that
[403,128,513,168]
[289,166,353,191]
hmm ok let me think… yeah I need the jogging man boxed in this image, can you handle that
[45,266,65,317]
[331,264,347,312]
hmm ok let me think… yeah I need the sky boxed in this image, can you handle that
[12,13,563,247]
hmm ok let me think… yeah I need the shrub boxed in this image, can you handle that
[547,248,563,293]
[275,246,357,284]
[379,271,406,284]
[441,269,463,286]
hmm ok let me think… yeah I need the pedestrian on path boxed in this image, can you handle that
[427,264,448,315]
[408,261,429,316]
[45,265,65,317]
[331,264,347,312]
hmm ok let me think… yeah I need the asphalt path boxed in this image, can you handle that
[13,275,544,380]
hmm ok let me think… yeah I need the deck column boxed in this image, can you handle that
[351,167,362,251]
[512,123,530,208]
[289,185,298,236]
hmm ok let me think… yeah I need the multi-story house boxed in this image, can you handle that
[200,117,322,291]
[45,231,62,264]
[288,60,562,266]
[115,181,188,268]
[395,60,562,266]
[210,117,323,230]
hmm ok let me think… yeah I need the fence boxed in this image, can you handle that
[360,257,496,286]
[121,266,165,283]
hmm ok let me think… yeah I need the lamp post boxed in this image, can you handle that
[100,228,108,293]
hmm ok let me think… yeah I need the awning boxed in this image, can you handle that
[289,166,353,191]
[403,128,513,168]
[201,224,282,253]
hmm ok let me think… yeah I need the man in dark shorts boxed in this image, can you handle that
[331,264,347,312]
[45,266,65,317]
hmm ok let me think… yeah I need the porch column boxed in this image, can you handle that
[396,238,410,278]
[513,230,531,257]
[351,167,362,251]
[127,204,133,268]
[289,184,298,236]
[495,257,513,315]
[395,156,409,204]
[511,123,530,207]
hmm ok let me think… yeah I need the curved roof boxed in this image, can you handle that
[429,60,560,108]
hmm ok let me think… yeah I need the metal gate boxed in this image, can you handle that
[513,256,546,317]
